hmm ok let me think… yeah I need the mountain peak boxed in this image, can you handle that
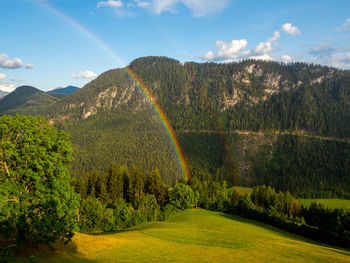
[47,86,79,95]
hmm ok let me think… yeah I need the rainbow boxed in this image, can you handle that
[34,0,189,180]
[125,66,189,180]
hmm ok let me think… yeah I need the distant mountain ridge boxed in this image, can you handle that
[0,85,60,115]
[47,85,79,95]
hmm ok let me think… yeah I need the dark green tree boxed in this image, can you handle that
[128,165,144,204]
[145,167,168,205]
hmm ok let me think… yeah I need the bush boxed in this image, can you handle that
[168,183,196,209]
[237,195,256,216]
[136,195,160,221]
[79,197,105,233]
[109,198,132,230]
[101,208,115,232]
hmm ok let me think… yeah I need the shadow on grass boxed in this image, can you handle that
[10,240,95,263]
[219,212,350,255]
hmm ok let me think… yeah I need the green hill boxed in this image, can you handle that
[19,209,350,263]
[0,85,60,115]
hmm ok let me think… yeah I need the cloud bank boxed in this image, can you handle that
[97,0,229,17]
[201,23,301,62]
[151,0,229,17]
[97,0,123,8]
[0,83,16,93]
[307,43,350,69]
[336,18,350,32]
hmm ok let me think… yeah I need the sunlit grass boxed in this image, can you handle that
[19,209,350,263]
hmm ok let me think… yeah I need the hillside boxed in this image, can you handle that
[3,57,350,193]
[47,85,79,95]
[19,209,350,263]
[0,86,60,115]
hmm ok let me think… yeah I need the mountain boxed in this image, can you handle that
[42,57,350,139]
[0,90,9,99]
[0,85,61,115]
[47,85,79,95]
[4,57,350,195]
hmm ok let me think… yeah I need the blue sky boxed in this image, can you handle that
[1,0,350,91]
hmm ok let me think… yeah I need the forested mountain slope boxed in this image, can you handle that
[0,86,60,115]
[2,57,349,194]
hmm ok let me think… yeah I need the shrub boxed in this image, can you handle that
[109,198,132,230]
[136,195,160,221]
[79,197,105,232]
[168,183,196,209]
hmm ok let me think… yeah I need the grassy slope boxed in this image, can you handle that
[23,209,350,263]
[299,199,350,209]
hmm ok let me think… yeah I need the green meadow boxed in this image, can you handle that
[19,209,350,263]
[299,199,350,209]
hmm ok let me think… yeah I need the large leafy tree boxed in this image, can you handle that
[0,115,79,247]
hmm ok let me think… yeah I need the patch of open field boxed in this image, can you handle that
[299,199,350,209]
[232,186,253,196]
[19,209,350,263]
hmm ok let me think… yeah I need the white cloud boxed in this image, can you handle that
[25,64,35,69]
[282,23,301,36]
[202,51,214,60]
[0,54,24,69]
[328,52,350,69]
[152,0,229,17]
[97,0,123,8]
[202,23,301,62]
[71,70,98,79]
[0,73,6,80]
[214,39,248,59]
[0,83,16,93]
[336,18,350,32]
[281,54,292,62]
[10,77,23,82]
[138,1,150,8]
[251,41,273,55]
[249,54,274,61]
[269,30,280,42]
[304,43,350,69]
